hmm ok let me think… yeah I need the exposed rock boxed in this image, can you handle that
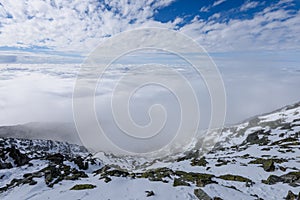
[173,178,190,187]
[103,169,129,178]
[249,158,287,171]
[72,156,88,170]
[194,188,212,200]
[103,176,112,183]
[0,162,13,169]
[46,153,64,164]
[93,165,111,175]
[41,164,88,187]
[262,175,283,185]
[285,190,298,200]
[280,166,287,172]
[175,171,216,187]
[7,146,30,166]
[218,174,252,183]
[263,160,275,172]
[215,159,230,167]
[70,184,96,190]
[263,171,300,186]
[213,197,223,200]
[280,171,300,186]
[176,150,199,162]
[242,129,270,146]
[246,131,260,143]
[270,137,299,146]
[138,168,173,182]
[191,157,208,167]
[145,190,155,197]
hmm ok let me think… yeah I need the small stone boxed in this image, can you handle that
[104,176,112,183]
[213,197,223,200]
[279,166,287,172]
[145,190,155,197]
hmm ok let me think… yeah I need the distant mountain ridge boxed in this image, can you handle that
[0,122,81,145]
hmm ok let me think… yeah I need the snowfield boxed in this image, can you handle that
[0,102,300,200]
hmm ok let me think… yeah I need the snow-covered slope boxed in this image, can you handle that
[0,102,300,200]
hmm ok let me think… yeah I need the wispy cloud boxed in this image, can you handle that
[181,1,300,52]
[200,0,227,13]
[240,1,260,11]
[212,0,227,7]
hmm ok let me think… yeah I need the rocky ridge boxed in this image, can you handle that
[0,102,300,199]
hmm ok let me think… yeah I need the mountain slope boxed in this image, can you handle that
[0,102,300,200]
[0,122,81,145]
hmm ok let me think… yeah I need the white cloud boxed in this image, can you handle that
[200,0,226,13]
[212,0,227,7]
[209,13,221,20]
[240,1,260,12]
[199,6,210,13]
[181,3,300,52]
[0,0,299,55]
[0,0,175,54]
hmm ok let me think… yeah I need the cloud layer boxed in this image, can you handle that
[0,0,176,53]
[0,0,299,55]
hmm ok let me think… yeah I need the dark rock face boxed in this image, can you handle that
[249,158,286,172]
[263,172,300,186]
[244,129,270,145]
[0,162,13,169]
[280,172,300,186]
[42,164,88,187]
[46,153,64,164]
[0,152,90,192]
[246,131,260,143]
[7,147,30,166]
[72,156,88,170]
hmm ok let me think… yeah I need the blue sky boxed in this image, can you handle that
[0,0,299,62]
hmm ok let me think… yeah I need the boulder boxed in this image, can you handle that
[194,188,212,200]
[7,147,30,166]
